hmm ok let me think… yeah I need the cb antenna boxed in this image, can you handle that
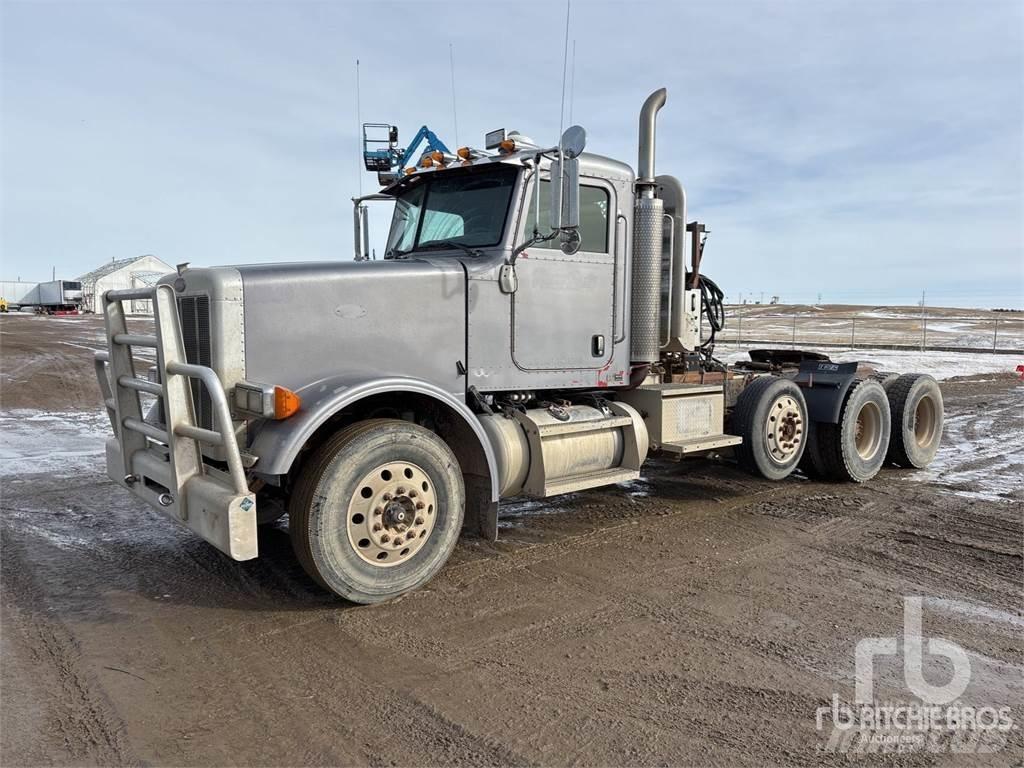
[449,43,459,147]
[568,39,576,125]
[355,58,363,197]
[558,0,572,138]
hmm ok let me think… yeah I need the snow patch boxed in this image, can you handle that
[0,409,109,478]
[719,346,1022,381]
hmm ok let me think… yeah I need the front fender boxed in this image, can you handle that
[248,375,500,506]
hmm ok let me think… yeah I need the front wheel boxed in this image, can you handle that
[289,419,464,604]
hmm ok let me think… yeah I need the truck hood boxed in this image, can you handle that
[234,259,468,395]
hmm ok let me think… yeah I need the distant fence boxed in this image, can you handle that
[714,311,1024,354]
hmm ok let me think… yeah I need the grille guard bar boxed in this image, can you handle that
[94,284,257,560]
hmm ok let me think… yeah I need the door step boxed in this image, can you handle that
[660,434,742,456]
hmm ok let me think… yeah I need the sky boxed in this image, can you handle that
[1,0,1022,308]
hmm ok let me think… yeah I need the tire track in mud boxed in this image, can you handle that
[1,532,133,766]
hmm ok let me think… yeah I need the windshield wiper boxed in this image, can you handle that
[415,240,482,258]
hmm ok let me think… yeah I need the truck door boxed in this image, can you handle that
[511,178,617,372]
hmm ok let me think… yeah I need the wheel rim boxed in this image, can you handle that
[914,395,938,448]
[854,401,883,460]
[346,461,437,568]
[764,394,804,465]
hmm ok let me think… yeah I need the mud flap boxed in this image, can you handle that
[463,475,498,541]
[794,360,859,424]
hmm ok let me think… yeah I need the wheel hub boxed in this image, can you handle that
[383,498,414,529]
[764,395,804,464]
[346,461,437,567]
[854,401,883,460]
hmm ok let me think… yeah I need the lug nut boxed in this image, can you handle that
[382,492,392,501]
[372,523,382,532]
[415,501,425,510]
[396,487,406,495]
[415,517,424,526]
[381,534,390,543]
[409,490,417,498]
[374,507,383,517]
[394,536,403,545]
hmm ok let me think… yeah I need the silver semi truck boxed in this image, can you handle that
[95,89,944,603]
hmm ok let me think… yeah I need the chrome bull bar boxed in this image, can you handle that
[94,284,257,560]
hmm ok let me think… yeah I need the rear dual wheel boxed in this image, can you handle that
[885,373,943,468]
[816,379,891,482]
[289,419,464,604]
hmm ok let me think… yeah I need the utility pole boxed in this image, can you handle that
[920,290,927,350]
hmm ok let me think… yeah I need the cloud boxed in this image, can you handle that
[1,0,1021,307]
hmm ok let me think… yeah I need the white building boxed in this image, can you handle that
[78,255,173,315]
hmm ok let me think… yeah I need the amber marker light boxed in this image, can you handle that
[274,386,301,419]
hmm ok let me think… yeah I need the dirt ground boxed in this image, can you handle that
[1,314,1022,766]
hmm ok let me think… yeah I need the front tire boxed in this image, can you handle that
[289,419,464,604]
[733,377,809,480]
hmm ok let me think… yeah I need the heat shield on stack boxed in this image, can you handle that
[630,197,665,363]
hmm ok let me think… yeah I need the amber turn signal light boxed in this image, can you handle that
[274,386,301,419]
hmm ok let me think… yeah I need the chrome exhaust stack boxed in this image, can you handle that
[630,89,667,364]
[636,88,667,199]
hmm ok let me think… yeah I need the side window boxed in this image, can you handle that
[525,180,610,253]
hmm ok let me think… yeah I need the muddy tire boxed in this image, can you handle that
[798,422,827,478]
[885,373,943,468]
[870,371,899,389]
[733,377,808,480]
[817,379,891,482]
[289,419,464,604]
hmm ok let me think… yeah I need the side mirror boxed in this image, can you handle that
[549,125,586,233]
[550,155,579,231]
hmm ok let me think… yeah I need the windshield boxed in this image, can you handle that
[385,165,518,257]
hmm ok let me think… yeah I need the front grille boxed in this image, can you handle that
[177,295,213,430]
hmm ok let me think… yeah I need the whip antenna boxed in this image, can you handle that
[558,0,572,137]
[449,43,459,147]
[569,39,576,125]
[355,58,363,197]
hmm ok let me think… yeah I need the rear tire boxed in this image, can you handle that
[817,379,891,482]
[885,373,943,468]
[733,377,808,480]
[289,419,464,604]
[798,422,827,478]
[870,371,899,389]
